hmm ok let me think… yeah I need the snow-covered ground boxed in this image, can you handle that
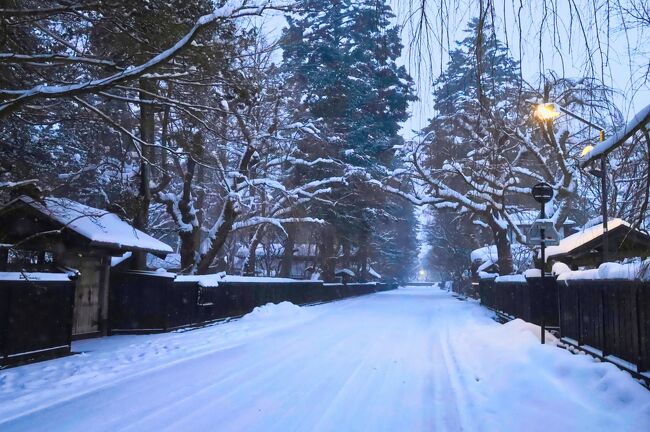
[1,287,649,431]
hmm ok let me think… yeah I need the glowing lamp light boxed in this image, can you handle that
[419,269,426,276]
[581,145,594,157]
[534,103,561,121]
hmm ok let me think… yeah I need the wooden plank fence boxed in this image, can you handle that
[0,277,75,366]
[109,272,396,334]
[478,277,558,327]
[559,279,650,372]
[480,276,650,373]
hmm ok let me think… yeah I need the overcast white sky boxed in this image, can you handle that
[260,1,650,139]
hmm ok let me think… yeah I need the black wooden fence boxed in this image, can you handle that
[479,275,650,373]
[558,279,650,372]
[0,275,75,366]
[109,272,395,334]
[478,276,559,327]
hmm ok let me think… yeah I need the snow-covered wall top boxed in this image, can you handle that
[557,261,650,281]
[176,273,319,288]
[18,196,173,255]
[0,272,71,282]
[494,274,526,283]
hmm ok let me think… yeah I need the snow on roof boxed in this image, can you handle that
[111,252,132,267]
[0,272,71,282]
[368,267,381,279]
[335,268,355,276]
[16,196,172,255]
[581,103,650,165]
[545,218,630,261]
[471,245,498,263]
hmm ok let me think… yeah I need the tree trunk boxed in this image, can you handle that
[131,79,156,270]
[242,225,265,276]
[196,198,238,274]
[320,225,336,282]
[195,145,256,274]
[358,229,369,281]
[492,225,514,275]
[177,156,201,273]
[341,237,350,270]
[279,225,296,278]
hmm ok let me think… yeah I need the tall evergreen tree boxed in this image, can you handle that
[280,0,417,280]
[282,0,415,165]
[419,18,524,274]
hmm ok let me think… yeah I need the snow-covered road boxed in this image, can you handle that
[1,286,649,431]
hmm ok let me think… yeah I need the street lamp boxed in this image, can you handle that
[533,102,609,263]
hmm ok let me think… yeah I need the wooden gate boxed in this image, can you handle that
[72,257,101,338]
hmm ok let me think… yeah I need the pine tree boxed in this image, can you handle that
[281,0,416,166]
[280,0,417,280]
[421,18,524,274]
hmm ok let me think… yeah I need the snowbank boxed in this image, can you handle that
[451,315,650,431]
[0,300,318,424]
[240,301,309,322]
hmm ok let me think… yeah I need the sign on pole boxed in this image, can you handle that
[527,220,560,246]
[532,182,554,204]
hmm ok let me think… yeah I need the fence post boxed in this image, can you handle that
[601,284,607,357]
[577,283,583,346]
[557,279,563,337]
[163,276,170,332]
[0,283,11,364]
[635,283,643,373]
[66,279,75,352]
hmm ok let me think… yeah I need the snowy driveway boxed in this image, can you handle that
[1,286,649,431]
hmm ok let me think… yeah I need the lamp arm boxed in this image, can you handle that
[558,106,606,133]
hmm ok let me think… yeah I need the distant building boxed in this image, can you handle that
[232,242,319,278]
[507,210,578,244]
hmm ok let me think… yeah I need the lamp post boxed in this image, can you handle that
[534,103,609,263]
[531,182,554,344]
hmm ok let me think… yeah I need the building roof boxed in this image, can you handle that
[0,196,172,256]
[545,218,650,266]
